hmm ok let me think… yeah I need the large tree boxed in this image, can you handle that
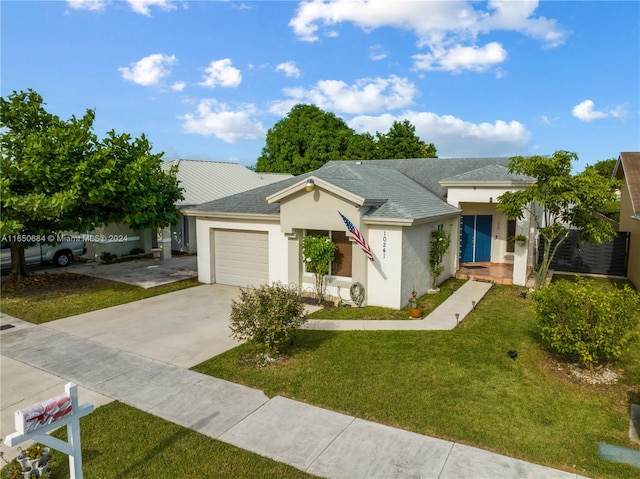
[497,151,618,289]
[375,119,437,159]
[255,104,357,175]
[255,104,437,174]
[0,89,183,278]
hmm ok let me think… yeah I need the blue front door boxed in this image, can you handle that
[460,215,493,263]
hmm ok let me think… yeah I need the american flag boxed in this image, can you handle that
[338,211,374,262]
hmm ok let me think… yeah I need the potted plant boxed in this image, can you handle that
[408,291,422,318]
[511,234,528,245]
[429,229,450,293]
[13,445,50,479]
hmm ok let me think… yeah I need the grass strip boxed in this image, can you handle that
[0,273,200,323]
[1,402,317,479]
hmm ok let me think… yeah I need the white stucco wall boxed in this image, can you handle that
[447,186,512,208]
[83,223,144,261]
[401,223,430,303]
[279,188,361,234]
[367,226,404,309]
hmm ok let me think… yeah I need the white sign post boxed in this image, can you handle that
[4,382,94,479]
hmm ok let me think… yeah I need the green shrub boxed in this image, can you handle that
[429,229,450,289]
[229,282,306,353]
[129,247,145,255]
[533,277,640,368]
[99,251,117,263]
[301,234,337,304]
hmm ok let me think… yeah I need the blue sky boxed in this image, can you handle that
[2,1,639,172]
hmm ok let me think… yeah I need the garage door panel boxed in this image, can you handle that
[214,230,269,287]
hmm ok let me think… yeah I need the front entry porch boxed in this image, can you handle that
[456,262,514,285]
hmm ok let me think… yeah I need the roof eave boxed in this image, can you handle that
[439,180,535,188]
[363,211,461,227]
[363,217,414,226]
[267,176,367,206]
[183,210,280,222]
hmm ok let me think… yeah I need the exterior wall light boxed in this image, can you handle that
[305,179,315,191]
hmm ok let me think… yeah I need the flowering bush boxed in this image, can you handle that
[429,229,450,289]
[229,282,306,353]
[301,234,337,304]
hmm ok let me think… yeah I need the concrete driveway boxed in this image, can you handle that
[45,283,242,368]
[1,282,242,461]
[65,255,198,288]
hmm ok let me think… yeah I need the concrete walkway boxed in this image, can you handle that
[1,279,587,478]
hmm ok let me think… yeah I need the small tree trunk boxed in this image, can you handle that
[10,243,28,280]
[534,240,551,289]
[314,273,325,304]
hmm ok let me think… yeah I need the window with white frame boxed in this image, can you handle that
[305,230,352,277]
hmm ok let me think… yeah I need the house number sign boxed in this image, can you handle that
[382,231,387,259]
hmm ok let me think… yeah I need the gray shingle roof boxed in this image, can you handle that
[440,164,535,183]
[189,157,535,222]
[313,162,460,221]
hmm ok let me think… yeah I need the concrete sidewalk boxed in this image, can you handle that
[1,321,586,479]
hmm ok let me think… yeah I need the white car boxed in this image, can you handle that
[1,240,87,269]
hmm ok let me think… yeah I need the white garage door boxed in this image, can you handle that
[214,229,269,287]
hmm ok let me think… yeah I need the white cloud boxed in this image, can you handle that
[348,110,531,157]
[290,0,567,46]
[270,75,417,115]
[119,53,176,86]
[571,100,629,122]
[275,61,301,78]
[289,0,567,74]
[171,81,186,92]
[66,0,107,11]
[572,100,610,122]
[609,104,630,120]
[67,0,179,15]
[199,59,242,88]
[180,99,264,143]
[413,42,507,73]
[127,0,176,16]
[369,44,388,61]
[480,1,566,48]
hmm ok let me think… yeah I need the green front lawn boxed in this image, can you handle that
[1,402,317,479]
[0,273,200,323]
[194,285,640,479]
[305,278,466,320]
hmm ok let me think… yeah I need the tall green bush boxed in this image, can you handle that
[229,282,306,353]
[533,277,640,368]
[301,234,337,304]
[429,229,450,289]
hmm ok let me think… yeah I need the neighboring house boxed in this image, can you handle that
[84,160,291,261]
[613,152,640,289]
[162,159,292,255]
[186,158,537,309]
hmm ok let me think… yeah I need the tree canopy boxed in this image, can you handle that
[497,151,618,289]
[255,104,437,174]
[375,119,437,159]
[0,89,183,278]
[584,158,621,222]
